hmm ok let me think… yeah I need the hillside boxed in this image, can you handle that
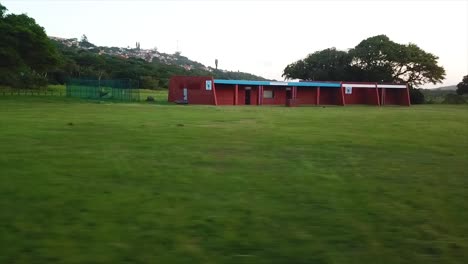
[421,87,457,103]
[434,85,456,90]
[49,36,268,88]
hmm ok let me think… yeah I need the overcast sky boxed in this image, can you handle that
[3,0,468,87]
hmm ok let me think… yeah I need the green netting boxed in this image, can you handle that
[66,79,140,102]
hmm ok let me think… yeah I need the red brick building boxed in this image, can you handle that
[168,76,410,106]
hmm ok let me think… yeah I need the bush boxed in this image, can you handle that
[146,96,155,102]
[20,72,48,89]
[140,76,159,90]
[409,88,425,104]
[442,94,466,104]
[0,69,48,89]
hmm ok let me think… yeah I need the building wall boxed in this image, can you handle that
[296,87,318,105]
[168,76,215,105]
[344,88,379,105]
[169,76,409,106]
[237,86,258,105]
[215,84,235,105]
[320,88,342,105]
[380,88,409,105]
[262,86,288,105]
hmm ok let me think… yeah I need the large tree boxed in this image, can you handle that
[0,3,59,87]
[350,35,445,86]
[283,35,445,88]
[456,75,468,95]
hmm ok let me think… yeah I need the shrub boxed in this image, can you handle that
[140,76,159,90]
[442,94,466,104]
[409,88,425,104]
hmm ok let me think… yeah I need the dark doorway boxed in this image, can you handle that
[286,89,292,103]
[245,89,251,105]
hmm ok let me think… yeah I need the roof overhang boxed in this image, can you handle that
[214,79,341,87]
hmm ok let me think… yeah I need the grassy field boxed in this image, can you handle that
[0,96,467,263]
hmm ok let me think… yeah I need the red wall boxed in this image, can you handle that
[344,88,379,105]
[168,76,215,105]
[380,88,409,105]
[215,84,235,105]
[237,86,258,105]
[320,88,342,105]
[296,87,318,105]
[262,86,288,105]
[169,76,409,107]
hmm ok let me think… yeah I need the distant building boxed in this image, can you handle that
[168,76,411,106]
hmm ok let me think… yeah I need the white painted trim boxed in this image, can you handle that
[342,83,376,88]
[377,84,406,89]
[269,81,288,86]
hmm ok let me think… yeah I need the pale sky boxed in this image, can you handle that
[3,0,468,88]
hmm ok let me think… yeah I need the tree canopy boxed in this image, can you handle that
[0,3,59,87]
[283,35,446,88]
[283,48,353,81]
[0,3,6,17]
[456,75,468,95]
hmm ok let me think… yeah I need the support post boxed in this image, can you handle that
[340,82,345,106]
[404,84,411,106]
[261,86,264,105]
[234,84,238,105]
[375,83,380,106]
[382,88,385,106]
[317,87,320,105]
[258,86,262,105]
[212,78,218,106]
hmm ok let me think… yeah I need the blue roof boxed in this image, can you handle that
[214,79,341,88]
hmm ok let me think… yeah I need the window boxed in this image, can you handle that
[263,90,274,99]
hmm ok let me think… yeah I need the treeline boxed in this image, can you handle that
[420,76,468,104]
[0,3,267,89]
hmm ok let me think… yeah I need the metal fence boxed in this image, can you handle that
[66,79,140,102]
[0,89,65,97]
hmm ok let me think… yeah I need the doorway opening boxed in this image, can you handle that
[245,89,251,105]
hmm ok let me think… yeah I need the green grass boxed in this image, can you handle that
[0,96,467,263]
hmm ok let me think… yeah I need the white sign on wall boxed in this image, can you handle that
[205,80,212,90]
[345,86,353,94]
[269,81,288,86]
